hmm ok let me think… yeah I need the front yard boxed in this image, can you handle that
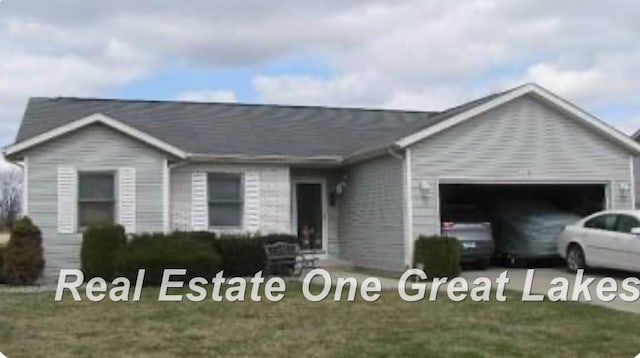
[1,285,639,358]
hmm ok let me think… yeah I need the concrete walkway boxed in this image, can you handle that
[324,267,640,314]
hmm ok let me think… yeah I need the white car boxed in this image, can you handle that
[558,210,640,273]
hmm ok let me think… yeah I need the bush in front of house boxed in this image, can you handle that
[115,235,222,285]
[124,232,296,277]
[184,231,217,243]
[1,216,45,285]
[215,234,266,276]
[414,235,461,278]
[81,225,127,280]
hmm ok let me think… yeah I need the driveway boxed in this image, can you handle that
[325,267,640,314]
[462,268,640,314]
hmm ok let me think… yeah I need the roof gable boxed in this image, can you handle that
[394,84,640,155]
[5,113,187,158]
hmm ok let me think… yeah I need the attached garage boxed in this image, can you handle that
[399,86,639,267]
[439,182,606,264]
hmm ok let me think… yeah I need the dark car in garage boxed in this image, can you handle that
[441,205,494,269]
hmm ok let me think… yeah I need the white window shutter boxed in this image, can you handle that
[118,167,136,233]
[191,172,208,231]
[244,171,261,231]
[57,166,77,234]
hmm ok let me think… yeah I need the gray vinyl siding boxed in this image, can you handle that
[290,168,341,256]
[338,155,405,271]
[170,163,291,234]
[24,124,167,280]
[410,95,634,237]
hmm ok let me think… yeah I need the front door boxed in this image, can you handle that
[295,182,324,251]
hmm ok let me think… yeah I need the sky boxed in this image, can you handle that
[1,0,640,161]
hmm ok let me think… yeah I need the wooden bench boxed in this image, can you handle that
[264,242,319,276]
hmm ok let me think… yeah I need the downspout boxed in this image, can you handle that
[10,158,27,217]
[389,146,414,269]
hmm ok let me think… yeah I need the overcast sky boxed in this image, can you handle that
[1,0,639,155]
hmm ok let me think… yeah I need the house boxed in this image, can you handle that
[4,83,640,279]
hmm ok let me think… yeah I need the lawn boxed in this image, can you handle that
[0,285,639,358]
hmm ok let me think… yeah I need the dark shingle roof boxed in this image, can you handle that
[14,88,510,158]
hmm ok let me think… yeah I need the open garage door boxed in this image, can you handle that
[439,183,606,265]
[440,183,606,219]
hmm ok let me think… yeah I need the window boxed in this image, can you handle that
[584,214,617,231]
[208,173,243,227]
[615,215,640,234]
[78,172,115,227]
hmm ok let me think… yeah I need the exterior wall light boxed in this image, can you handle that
[419,180,432,197]
[619,182,630,197]
[330,177,348,207]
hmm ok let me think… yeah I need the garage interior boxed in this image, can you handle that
[439,183,606,265]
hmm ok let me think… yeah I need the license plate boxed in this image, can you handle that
[462,242,477,249]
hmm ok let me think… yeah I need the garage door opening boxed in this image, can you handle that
[439,183,606,266]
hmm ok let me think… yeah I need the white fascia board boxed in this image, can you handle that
[4,113,188,158]
[22,156,29,216]
[395,83,640,155]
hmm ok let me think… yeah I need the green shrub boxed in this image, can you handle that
[81,225,127,280]
[0,244,6,284]
[112,231,293,281]
[129,231,216,243]
[115,236,222,285]
[215,234,266,276]
[414,235,461,278]
[184,231,217,243]
[2,216,45,285]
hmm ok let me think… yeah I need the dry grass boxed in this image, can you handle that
[0,284,639,358]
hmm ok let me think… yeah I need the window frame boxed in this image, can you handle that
[584,213,618,232]
[77,170,117,229]
[614,214,640,234]
[207,172,244,229]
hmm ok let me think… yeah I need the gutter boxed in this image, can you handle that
[341,142,399,165]
[387,147,404,161]
[3,135,396,168]
[186,153,343,166]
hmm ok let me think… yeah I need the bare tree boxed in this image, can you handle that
[0,167,22,229]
